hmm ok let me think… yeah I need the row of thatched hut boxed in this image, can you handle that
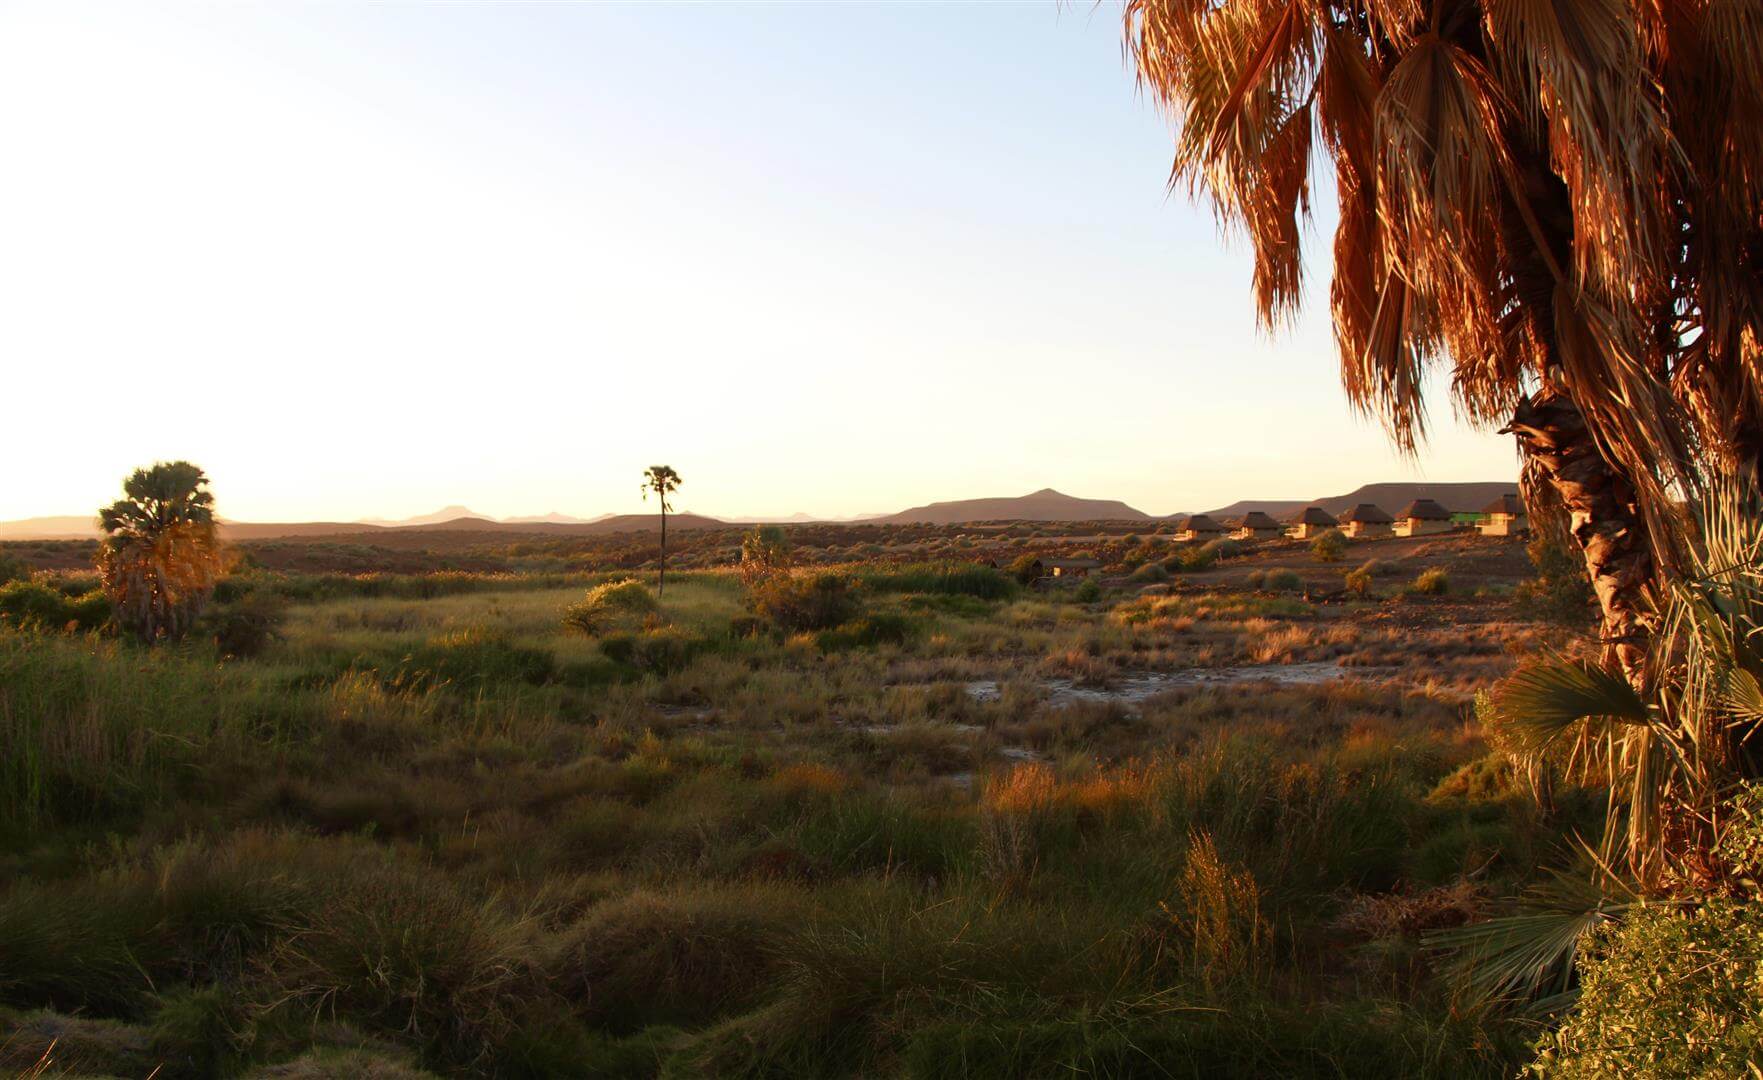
[1172,494,1527,542]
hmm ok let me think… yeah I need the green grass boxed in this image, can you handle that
[0,561,1570,1077]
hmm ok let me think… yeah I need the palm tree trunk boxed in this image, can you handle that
[1506,390,1657,683]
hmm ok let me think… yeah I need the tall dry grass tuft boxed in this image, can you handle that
[1165,830,1269,989]
[979,764,1060,885]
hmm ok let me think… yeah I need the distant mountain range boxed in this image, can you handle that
[212,513,728,542]
[870,488,1154,524]
[0,481,1519,542]
[1203,481,1518,519]
[0,516,99,541]
[357,507,611,527]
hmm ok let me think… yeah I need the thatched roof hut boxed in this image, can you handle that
[1337,503,1394,537]
[1177,514,1225,534]
[1398,499,1452,520]
[1337,503,1393,524]
[1477,493,1528,535]
[1286,505,1337,539]
[1232,510,1285,540]
[1394,498,1454,536]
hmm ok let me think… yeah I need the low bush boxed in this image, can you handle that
[815,613,915,651]
[1513,535,1594,627]
[1199,538,1244,561]
[1262,570,1302,593]
[562,580,659,635]
[1344,565,1373,596]
[600,629,702,675]
[859,563,1015,601]
[0,553,29,586]
[1007,555,1044,585]
[401,628,556,689]
[751,573,861,632]
[0,581,110,633]
[1408,568,1449,596]
[1536,898,1763,1078]
[202,589,289,659]
[1311,529,1348,563]
[1128,562,1170,585]
[738,526,793,589]
[1073,580,1102,603]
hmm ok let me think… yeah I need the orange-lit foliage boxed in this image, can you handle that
[96,462,225,643]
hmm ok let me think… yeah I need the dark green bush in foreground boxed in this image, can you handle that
[1535,782,1763,1077]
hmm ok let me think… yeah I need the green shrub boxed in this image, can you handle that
[563,580,659,635]
[1262,570,1302,593]
[0,553,29,586]
[1128,562,1170,584]
[599,633,638,666]
[859,563,1015,600]
[0,581,109,633]
[738,525,793,588]
[1535,899,1763,1078]
[1408,567,1449,596]
[402,628,556,689]
[815,613,915,651]
[1514,534,1594,626]
[201,590,288,659]
[1344,565,1373,596]
[751,572,860,632]
[1073,580,1101,603]
[1311,529,1348,563]
[625,630,702,675]
[1245,570,1267,589]
[1199,538,1244,561]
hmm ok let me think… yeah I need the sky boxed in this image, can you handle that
[0,1,1517,523]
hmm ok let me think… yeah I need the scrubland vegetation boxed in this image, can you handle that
[0,515,1618,1078]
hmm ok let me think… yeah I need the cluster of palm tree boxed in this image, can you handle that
[96,461,225,643]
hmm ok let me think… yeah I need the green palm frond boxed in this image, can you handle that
[1492,659,1651,754]
[1724,669,1763,729]
[1427,867,1629,1012]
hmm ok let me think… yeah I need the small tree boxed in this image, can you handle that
[1310,528,1347,564]
[641,465,682,598]
[96,461,225,642]
[739,525,793,589]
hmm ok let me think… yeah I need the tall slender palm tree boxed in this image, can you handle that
[1121,0,1763,683]
[96,461,225,642]
[641,465,682,598]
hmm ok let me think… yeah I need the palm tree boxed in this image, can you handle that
[96,461,225,643]
[1430,484,1763,999]
[641,465,682,598]
[1121,0,1763,684]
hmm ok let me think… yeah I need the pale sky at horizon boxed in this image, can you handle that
[0,1,1517,523]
